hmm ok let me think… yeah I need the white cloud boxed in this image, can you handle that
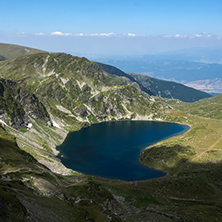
[51,31,64,36]
[33,32,116,37]
[87,33,115,36]
[99,32,115,36]
[201,32,212,38]
[127,33,137,37]
[163,35,172,38]
[50,31,71,36]
[174,34,188,38]
[87,33,99,36]
[126,33,145,37]
[161,33,214,39]
[74,33,84,36]
[35,32,46,36]
[31,32,218,40]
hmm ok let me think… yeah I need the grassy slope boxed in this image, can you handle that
[0,127,84,221]
[129,72,212,102]
[173,94,222,119]
[95,62,155,96]
[0,43,43,61]
[0,46,222,220]
[135,103,222,221]
[0,127,125,222]
[95,61,212,102]
[1,105,222,221]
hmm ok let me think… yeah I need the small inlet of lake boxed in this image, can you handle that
[57,121,190,181]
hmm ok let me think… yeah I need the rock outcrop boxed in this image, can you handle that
[0,79,51,130]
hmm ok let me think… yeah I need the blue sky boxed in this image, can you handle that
[1,0,222,56]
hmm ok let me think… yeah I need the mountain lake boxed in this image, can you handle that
[57,121,190,181]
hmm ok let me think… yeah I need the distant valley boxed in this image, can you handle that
[94,48,222,94]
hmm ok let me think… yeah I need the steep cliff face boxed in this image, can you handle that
[0,79,51,129]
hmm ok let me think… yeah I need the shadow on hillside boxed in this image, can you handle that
[1,131,222,222]
[0,136,37,166]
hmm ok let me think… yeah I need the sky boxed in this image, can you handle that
[1,0,222,57]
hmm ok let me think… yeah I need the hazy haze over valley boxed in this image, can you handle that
[93,48,222,95]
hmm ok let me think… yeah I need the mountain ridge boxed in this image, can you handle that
[94,56,222,94]
[95,61,211,102]
[0,50,173,175]
[129,72,212,102]
[0,42,44,61]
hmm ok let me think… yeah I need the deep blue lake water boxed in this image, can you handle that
[57,121,189,181]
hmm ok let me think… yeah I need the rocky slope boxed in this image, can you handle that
[0,52,172,175]
[0,78,51,129]
[0,52,170,126]
[95,62,155,96]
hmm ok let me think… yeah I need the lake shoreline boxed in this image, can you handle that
[57,120,190,181]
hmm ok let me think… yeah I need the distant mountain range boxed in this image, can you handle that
[0,43,211,102]
[159,47,222,64]
[185,78,222,95]
[94,47,222,94]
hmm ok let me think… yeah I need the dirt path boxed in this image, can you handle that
[175,135,222,175]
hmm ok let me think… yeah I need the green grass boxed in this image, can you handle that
[173,94,222,119]
[2,106,222,221]
[0,43,43,61]
[129,72,211,102]
[1,48,222,221]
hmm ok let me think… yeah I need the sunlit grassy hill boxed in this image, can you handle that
[129,72,212,102]
[0,43,43,61]
[172,94,222,119]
